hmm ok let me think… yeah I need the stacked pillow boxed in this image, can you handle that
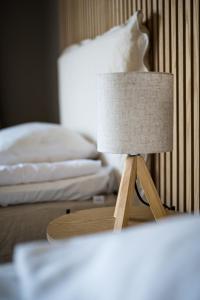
[0,123,117,206]
[0,122,101,187]
[0,122,97,165]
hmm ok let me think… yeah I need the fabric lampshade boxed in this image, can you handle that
[97,72,173,155]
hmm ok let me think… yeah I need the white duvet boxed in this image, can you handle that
[0,215,200,300]
[0,159,101,186]
[0,166,116,207]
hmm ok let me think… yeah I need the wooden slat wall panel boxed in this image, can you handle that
[59,0,200,213]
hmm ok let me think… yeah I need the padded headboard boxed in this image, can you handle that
[58,11,149,182]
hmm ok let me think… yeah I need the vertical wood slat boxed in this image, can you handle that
[193,0,200,213]
[60,0,200,213]
[58,0,66,52]
[132,0,137,12]
[152,0,160,194]
[171,0,178,210]
[158,0,166,205]
[164,0,171,207]
[185,0,192,212]
[178,0,185,212]
[146,0,152,68]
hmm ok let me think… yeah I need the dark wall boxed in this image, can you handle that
[0,0,59,128]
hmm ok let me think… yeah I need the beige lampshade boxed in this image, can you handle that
[97,72,173,155]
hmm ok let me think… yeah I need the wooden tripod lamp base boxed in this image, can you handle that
[114,155,166,231]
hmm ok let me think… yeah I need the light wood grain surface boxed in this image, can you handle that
[193,0,199,213]
[114,156,137,230]
[47,205,177,242]
[178,0,185,212]
[164,0,171,209]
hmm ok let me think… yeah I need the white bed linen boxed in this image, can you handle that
[0,166,116,207]
[0,159,101,186]
[0,123,97,165]
[0,264,20,300]
[1,216,200,300]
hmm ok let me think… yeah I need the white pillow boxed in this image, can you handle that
[0,123,97,165]
[58,11,149,179]
[58,11,149,141]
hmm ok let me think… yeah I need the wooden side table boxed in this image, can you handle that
[47,206,165,242]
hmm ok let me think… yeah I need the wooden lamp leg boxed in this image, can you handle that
[137,156,166,219]
[114,155,137,231]
[114,155,166,231]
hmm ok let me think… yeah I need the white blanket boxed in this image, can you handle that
[0,166,116,206]
[0,159,101,186]
[0,215,200,300]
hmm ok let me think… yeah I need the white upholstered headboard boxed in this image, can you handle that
[58,11,149,182]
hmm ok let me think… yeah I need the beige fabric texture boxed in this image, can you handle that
[0,195,116,262]
[97,72,173,155]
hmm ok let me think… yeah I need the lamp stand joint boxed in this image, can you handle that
[114,155,166,231]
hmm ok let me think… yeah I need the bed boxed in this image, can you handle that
[0,122,118,261]
[0,10,149,262]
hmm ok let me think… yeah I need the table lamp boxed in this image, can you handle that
[97,72,173,230]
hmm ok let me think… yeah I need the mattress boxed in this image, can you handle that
[0,194,116,262]
[0,166,117,207]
